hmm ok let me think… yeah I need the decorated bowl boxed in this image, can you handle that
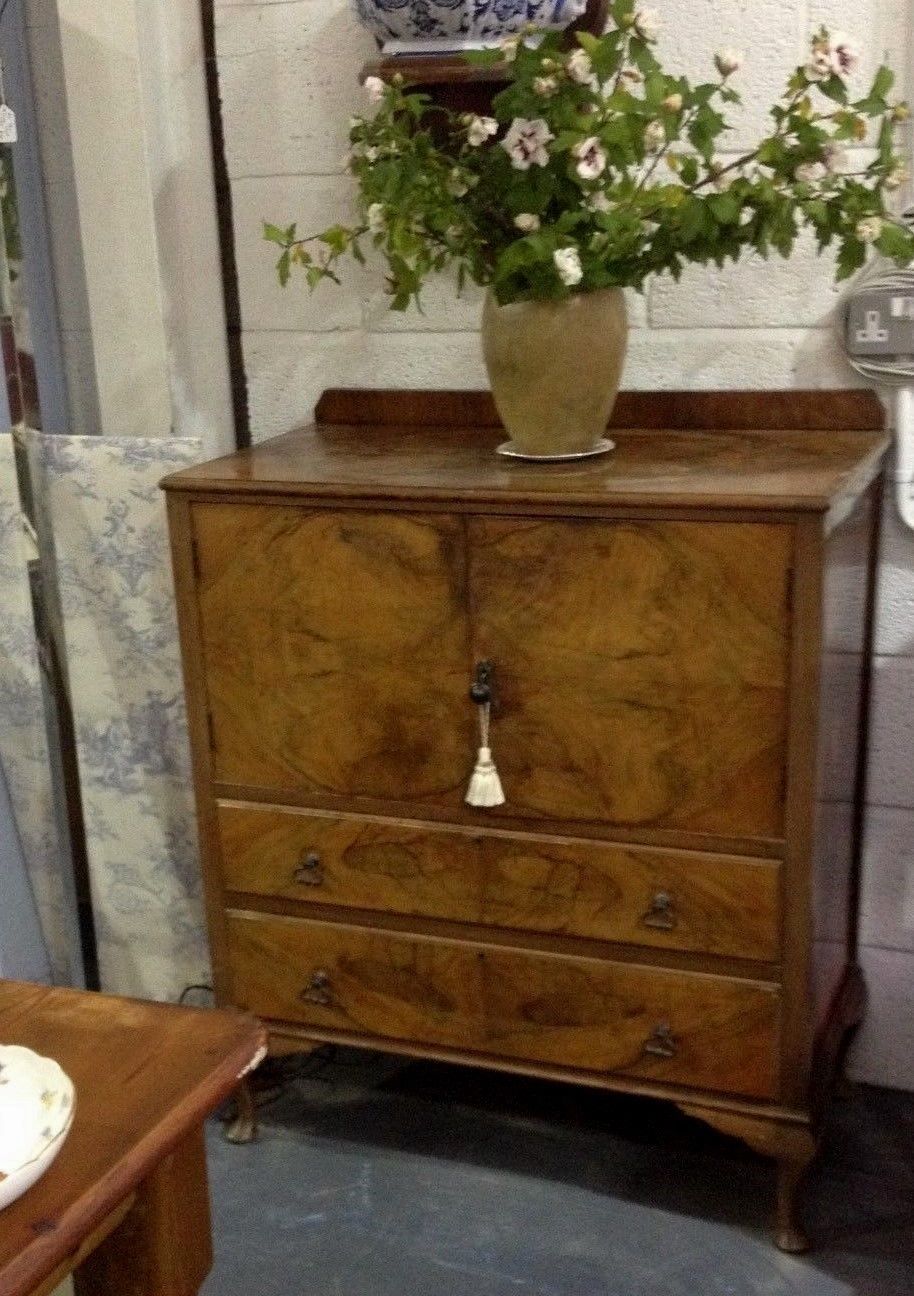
[0,1046,75,1213]
[353,0,589,44]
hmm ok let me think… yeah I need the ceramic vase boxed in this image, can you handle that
[353,0,589,43]
[481,287,628,457]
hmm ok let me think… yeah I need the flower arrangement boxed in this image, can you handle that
[267,3,913,309]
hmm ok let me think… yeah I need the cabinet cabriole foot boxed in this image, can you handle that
[677,1101,817,1252]
[776,1158,812,1254]
[224,1077,257,1145]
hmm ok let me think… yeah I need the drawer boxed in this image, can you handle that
[226,913,781,1100]
[219,806,781,962]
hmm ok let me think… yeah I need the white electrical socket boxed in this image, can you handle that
[847,288,914,357]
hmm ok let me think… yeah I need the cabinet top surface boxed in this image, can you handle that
[162,389,888,513]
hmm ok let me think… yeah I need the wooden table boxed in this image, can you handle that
[0,981,266,1296]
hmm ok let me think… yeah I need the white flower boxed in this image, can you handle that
[567,48,594,85]
[500,34,521,62]
[714,48,744,77]
[805,38,833,82]
[585,191,613,214]
[467,115,498,147]
[886,164,909,191]
[829,33,860,79]
[514,212,541,232]
[501,117,555,170]
[446,168,470,197]
[367,203,386,235]
[662,93,684,112]
[643,119,666,153]
[364,75,386,104]
[533,75,559,98]
[795,161,826,184]
[573,136,608,181]
[364,146,380,163]
[633,8,662,42]
[823,140,849,174]
[554,246,583,286]
[857,216,884,243]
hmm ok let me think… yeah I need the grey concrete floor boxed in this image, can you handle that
[203,1050,914,1296]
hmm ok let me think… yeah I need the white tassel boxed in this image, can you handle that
[465,702,505,808]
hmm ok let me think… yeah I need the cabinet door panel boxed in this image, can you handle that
[469,518,791,836]
[194,505,472,801]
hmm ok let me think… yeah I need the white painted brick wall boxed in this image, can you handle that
[214,0,914,1088]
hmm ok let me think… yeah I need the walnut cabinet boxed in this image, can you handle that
[163,388,887,1251]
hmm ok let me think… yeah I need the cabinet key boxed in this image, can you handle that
[299,969,332,1007]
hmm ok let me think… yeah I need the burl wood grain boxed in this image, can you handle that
[218,806,781,961]
[470,518,791,834]
[194,505,473,799]
[226,912,781,1099]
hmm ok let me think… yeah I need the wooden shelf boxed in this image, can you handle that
[361,53,513,89]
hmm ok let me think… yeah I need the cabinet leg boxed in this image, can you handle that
[776,1158,811,1254]
[224,1077,258,1145]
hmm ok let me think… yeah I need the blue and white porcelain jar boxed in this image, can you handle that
[354,0,589,44]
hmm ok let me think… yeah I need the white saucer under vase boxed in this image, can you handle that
[0,1045,75,1212]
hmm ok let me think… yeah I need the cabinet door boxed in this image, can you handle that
[194,504,472,802]
[469,517,791,837]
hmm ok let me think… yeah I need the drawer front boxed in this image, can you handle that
[470,517,791,836]
[226,914,781,1100]
[219,806,781,962]
[194,504,472,803]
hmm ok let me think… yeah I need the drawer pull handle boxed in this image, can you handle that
[643,1022,677,1059]
[293,852,325,887]
[300,969,332,1007]
[641,891,676,931]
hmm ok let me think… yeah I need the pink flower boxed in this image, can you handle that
[829,33,860,79]
[573,136,608,181]
[501,118,554,170]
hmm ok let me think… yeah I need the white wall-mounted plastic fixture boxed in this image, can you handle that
[843,236,914,532]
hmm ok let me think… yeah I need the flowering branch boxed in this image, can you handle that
[269,6,914,307]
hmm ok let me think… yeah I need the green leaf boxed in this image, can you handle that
[710,192,740,224]
[876,222,914,261]
[836,237,867,280]
[819,75,848,105]
[277,249,291,287]
[263,221,292,246]
[872,65,895,100]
